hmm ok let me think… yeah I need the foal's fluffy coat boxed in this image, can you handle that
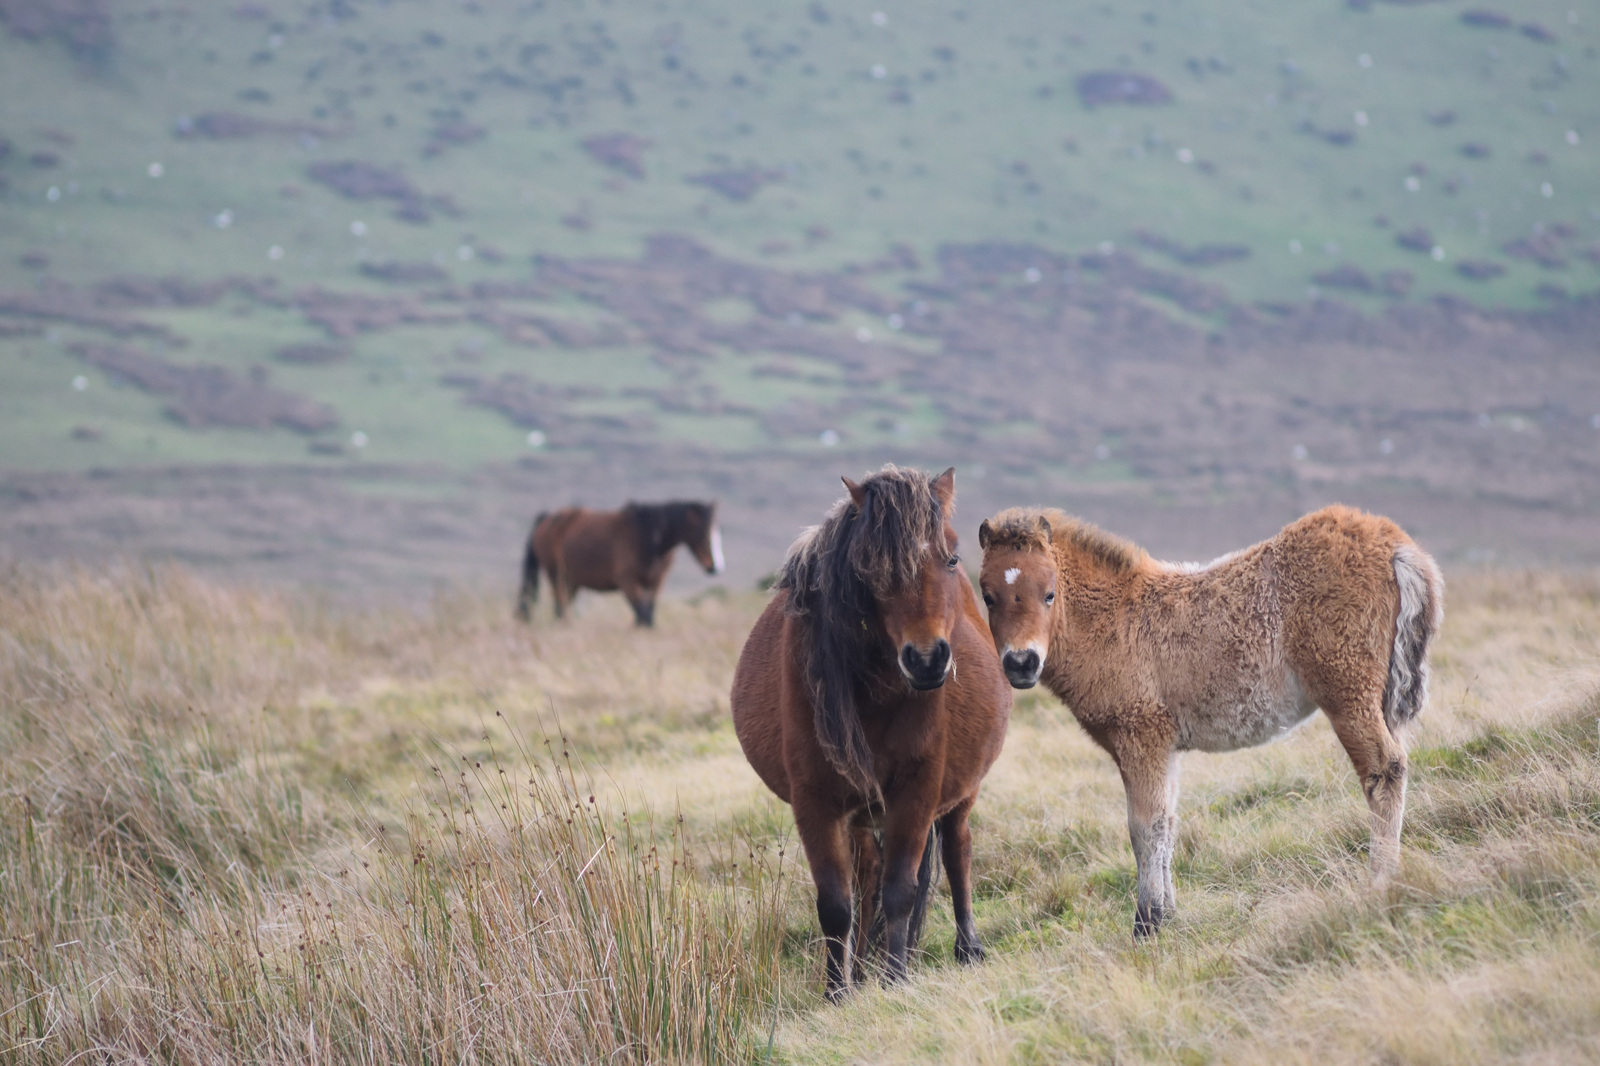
[977,504,1443,936]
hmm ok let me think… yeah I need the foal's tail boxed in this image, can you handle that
[514,512,548,622]
[1383,542,1445,734]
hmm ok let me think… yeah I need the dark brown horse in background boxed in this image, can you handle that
[731,466,1012,1000]
[515,500,723,626]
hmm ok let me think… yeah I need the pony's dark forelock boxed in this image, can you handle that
[777,465,951,795]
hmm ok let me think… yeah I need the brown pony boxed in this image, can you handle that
[731,466,1012,1000]
[515,500,723,626]
[976,505,1443,937]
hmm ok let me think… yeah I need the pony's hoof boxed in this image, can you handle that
[825,983,852,1005]
[955,938,986,965]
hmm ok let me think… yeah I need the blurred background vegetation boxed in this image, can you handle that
[1,0,1597,589]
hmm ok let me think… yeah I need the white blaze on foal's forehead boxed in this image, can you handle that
[1004,567,1021,585]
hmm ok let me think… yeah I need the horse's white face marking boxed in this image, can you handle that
[920,540,930,552]
[710,527,725,573]
[1004,567,1021,585]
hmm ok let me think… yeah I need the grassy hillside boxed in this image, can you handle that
[2,566,1598,1062]
[2,0,1597,481]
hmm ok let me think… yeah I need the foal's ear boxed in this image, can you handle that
[977,519,993,551]
[931,467,956,510]
[842,476,867,510]
[1036,514,1052,541]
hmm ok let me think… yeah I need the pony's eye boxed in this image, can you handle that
[1044,591,1056,605]
[982,593,995,608]
[946,554,960,570]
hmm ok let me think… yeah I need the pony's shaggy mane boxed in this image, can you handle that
[777,465,951,795]
[986,507,1148,573]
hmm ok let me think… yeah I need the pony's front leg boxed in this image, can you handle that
[850,825,882,984]
[878,804,937,983]
[551,565,572,620]
[1118,744,1180,938]
[795,809,856,1001]
[621,580,656,627]
[940,799,984,964]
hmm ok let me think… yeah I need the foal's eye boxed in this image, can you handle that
[1044,591,1056,606]
[946,554,960,570]
[982,593,995,608]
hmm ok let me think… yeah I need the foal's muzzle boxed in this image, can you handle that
[900,638,953,690]
[1001,648,1042,689]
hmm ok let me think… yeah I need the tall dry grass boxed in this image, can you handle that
[0,566,784,1063]
[2,565,1598,1063]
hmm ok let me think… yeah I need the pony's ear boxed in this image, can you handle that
[931,467,956,511]
[1036,514,1052,541]
[977,518,993,551]
[842,476,867,510]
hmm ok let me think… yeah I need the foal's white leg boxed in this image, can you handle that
[1161,754,1181,915]
[1122,751,1180,938]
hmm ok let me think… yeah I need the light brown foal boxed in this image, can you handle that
[977,505,1443,936]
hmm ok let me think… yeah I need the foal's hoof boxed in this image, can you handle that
[825,983,852,1005]
[955,938,986,965]
[1132,903,1167,939]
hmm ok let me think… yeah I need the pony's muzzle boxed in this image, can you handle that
[900,638,953,690]
[1001,648,1042,689]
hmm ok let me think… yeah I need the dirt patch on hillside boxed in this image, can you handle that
[177,112,335,141]
[582,133,650,178]
[306,160,457,224]
[0,0,111,59]
[687,168,784,201]
[71,343,338,433]
[360,261,450,284]
[443,372,658,447]
[275,341,350,365]
[1076,71,1172,107]
[0,275,286,342]
[1133,230,1251,267]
